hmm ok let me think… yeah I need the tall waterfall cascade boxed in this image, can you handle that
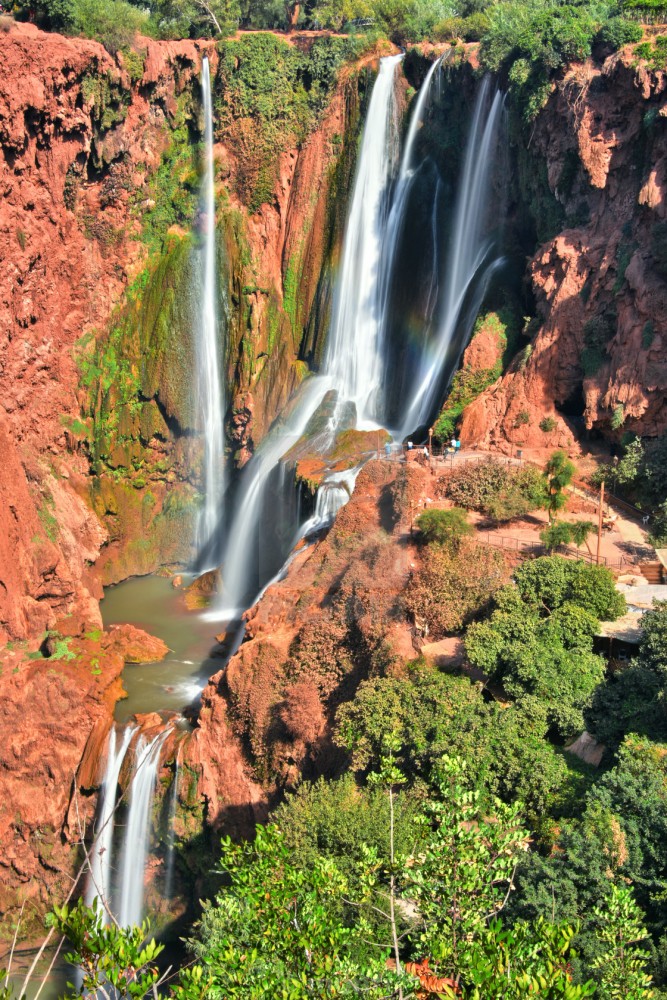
[197,55,225,557]
[325,53,403,429]
[210,55,407,620]
[400,78,505,436]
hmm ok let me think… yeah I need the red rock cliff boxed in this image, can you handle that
[461,50,667,453]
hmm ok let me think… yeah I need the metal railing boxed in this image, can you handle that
[476,532,627,569]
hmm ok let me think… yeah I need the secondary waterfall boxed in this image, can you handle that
[400,78,505,436]
[197,55,225,557]
[299,467,359,537]
[117,730,170,928]
[86,725,135,922]
[325,53,403,428]
[163,748,181,902]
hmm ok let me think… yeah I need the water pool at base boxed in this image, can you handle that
[101,575,227,723]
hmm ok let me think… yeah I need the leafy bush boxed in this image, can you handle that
[438,458,547,522]
[539,416,557,433]
[415,507,473,545]
[406,537,509,638]
[15,0,148,47]
[595,14,643,49]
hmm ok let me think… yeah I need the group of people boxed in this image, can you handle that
[403,438,461,459]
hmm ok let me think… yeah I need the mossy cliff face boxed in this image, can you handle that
[82,33,385,581]
[212,35,385,461]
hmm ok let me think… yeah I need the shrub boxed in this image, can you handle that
[595,15,643,49]
[432,14,464,39]
[72,0,148,50]
[439,459,546,522]
[415,507,473,545]
[406,538,509,638]
[539,416,557,434]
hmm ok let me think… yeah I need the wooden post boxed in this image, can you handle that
[596,480,605,565]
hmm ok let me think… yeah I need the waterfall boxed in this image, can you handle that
[400,79,505,436]
[117,730,170,928]
[86,725,136,922]
[299,467,359,537]
[197,55,225,557]
[324,53,403,428]
[208,376,332,620]
[209,55,407,621]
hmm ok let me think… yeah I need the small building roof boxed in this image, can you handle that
[597,611,644,644]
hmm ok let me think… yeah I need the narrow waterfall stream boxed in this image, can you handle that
[197,55,225,560]
[118,730,171,928]
[376,53,445,375]
[86,726,136,922]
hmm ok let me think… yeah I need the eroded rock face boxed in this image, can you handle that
[0,23,219,639]
[0,23,373,636]
[461,51,667,452]
[185,460,420,816]
[0,623,162,933]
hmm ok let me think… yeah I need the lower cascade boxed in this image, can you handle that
[87,726,173,928]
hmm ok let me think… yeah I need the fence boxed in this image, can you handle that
[476,532,628,570]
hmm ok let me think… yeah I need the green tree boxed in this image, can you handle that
[591,884,654,1000]
[544,450,576,522]
[415,507,473,545]
[44,898,210,1000]
[152,0,239,36]
[465,559,621,737]
[190,825,376,998]
[540,520,595,553]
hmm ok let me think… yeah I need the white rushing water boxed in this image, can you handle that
[400,78,504,436]
[86,725,136,922]
[299,466,360,537]
[208,375,332,620]
[197,55,225,556]
[325,53,403,428]
[117,730,170,928]
[208,55,409,621]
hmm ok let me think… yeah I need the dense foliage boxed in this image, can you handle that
[12,0,649,76]
[437,457,548,522]
[465,558,624,737]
